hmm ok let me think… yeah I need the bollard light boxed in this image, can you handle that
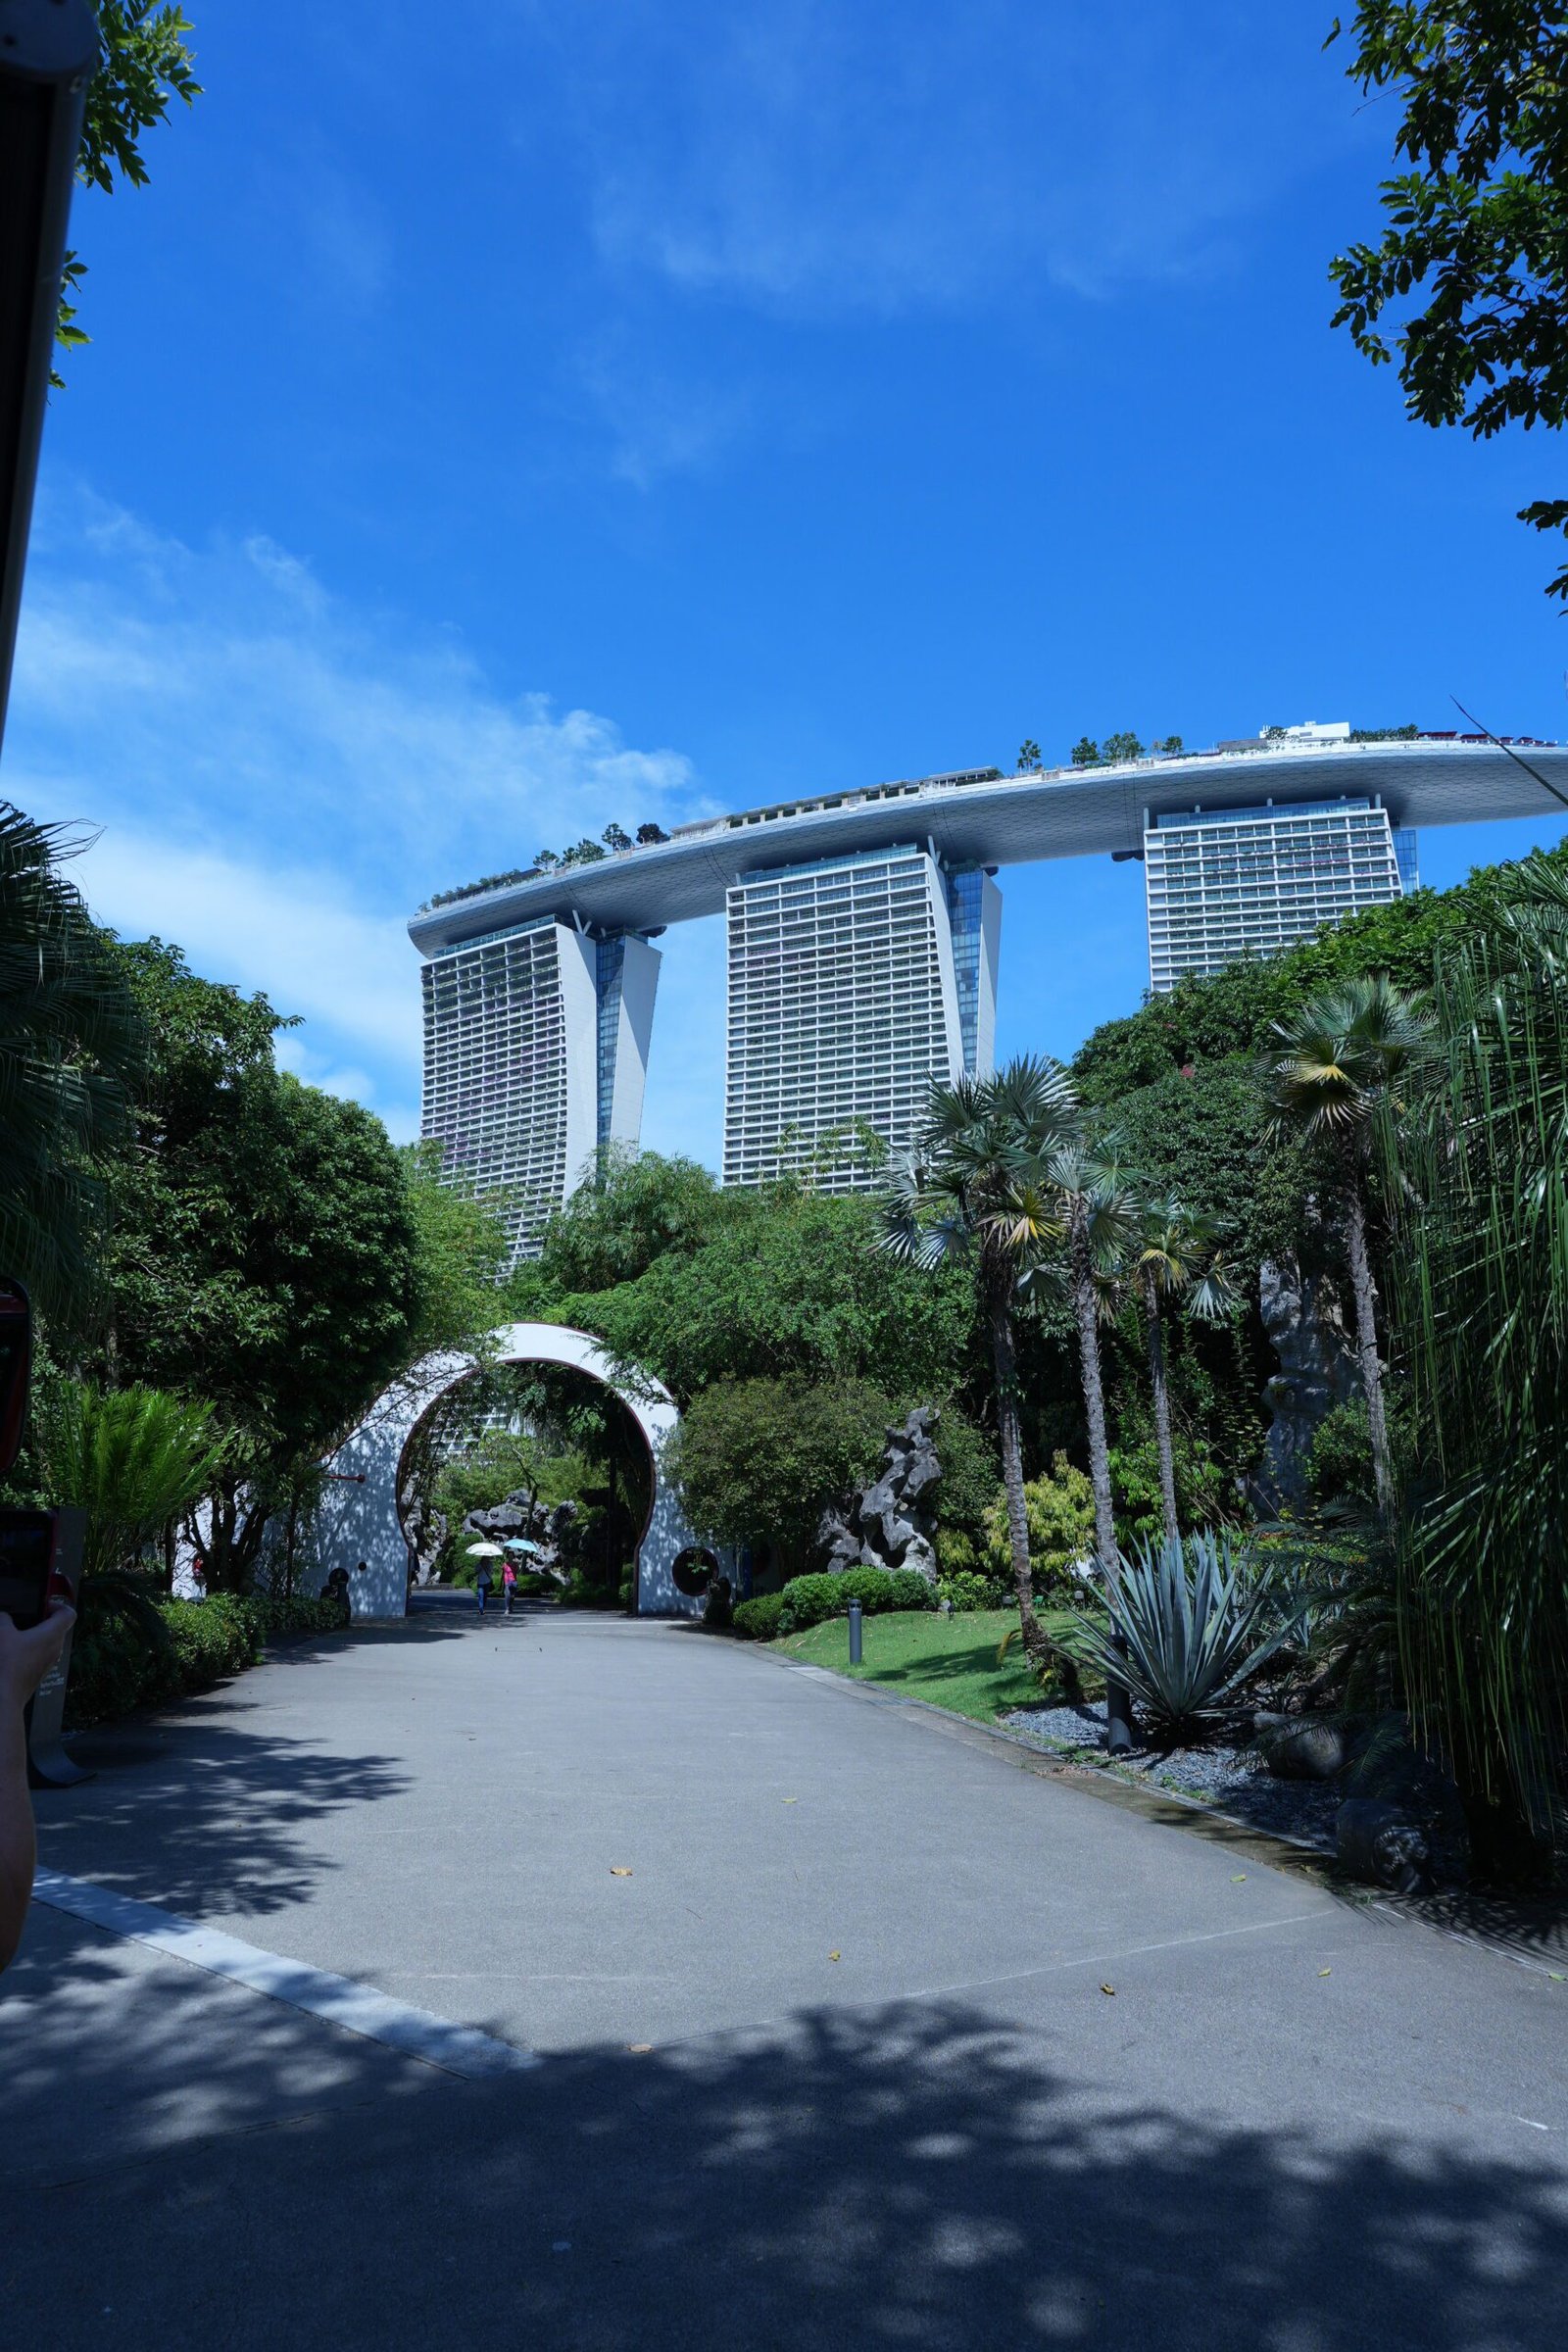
[0,0,99,754]
[848,1598,862,1666]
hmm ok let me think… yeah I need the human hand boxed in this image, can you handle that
[0,1599,76,1713]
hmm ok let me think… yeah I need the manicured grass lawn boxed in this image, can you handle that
[775,1606,1085,1726]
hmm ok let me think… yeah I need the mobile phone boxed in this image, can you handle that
[0,1511,59,1632]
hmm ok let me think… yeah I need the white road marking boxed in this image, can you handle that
[31,1868,538,2081]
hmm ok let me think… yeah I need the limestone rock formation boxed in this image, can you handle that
[463,1491,577,1578]
[819,1408,944,1585]
[1255,1254,1358,1509]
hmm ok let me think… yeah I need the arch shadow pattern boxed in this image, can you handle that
[313,1322,707,1621]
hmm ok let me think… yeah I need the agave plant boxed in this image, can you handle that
[1057,1529,1301,1740]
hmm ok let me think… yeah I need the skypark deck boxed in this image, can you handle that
[408,734,1568,956]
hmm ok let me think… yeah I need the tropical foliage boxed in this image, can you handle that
[879,1058,1079,1663]
[1058,1532,1301,1740]
[0,808,144,1319]
[1378,857,1568,1871]
[669,1376,893,1582]
[1262,977,1433,1516]
[38,1381,221,1585]
[1328,1,1568,597]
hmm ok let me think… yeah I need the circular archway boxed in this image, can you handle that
[313,1323,710,1621]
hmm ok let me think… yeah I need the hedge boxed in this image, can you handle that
[733,1592,784,1642]
[777,1567,938,1637]
[65,1592,346,1730]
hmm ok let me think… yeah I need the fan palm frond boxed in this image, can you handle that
[0,805,146,1320]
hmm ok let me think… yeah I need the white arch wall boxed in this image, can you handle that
[313,1322,709,1621]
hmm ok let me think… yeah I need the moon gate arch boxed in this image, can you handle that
[313,1322,707,1621]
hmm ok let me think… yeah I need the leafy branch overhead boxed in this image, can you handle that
[56,4,203,368]
[1328,3,1568,596]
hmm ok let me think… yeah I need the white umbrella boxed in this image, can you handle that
[465,1541,505,1557]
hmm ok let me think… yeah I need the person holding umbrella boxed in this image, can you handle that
[466,1541,503,1613]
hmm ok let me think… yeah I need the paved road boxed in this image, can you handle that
[3,1599,1565,2350]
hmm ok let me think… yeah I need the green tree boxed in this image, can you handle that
[1262,976,1433,1519]
[669,1376,892,1580]
[1015,739,1043,772]
[1102,731,1146,764]
[0,808,144,1321]
[401,1142,511,1356]
[576,1185,974,1408]
[538,1146,721,1293]
[1329,2,1568,596]
[1070,737,1101,766]
[57,4,203,368]
[879,1060,1079,1665]
[1034,1141,1142,1740]
[1129,1198,1241,1544]
[98,940,426,1588]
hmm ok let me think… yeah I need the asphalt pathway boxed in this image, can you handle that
[3,1598,1565,2351]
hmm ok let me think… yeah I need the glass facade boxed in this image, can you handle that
[595,934,626,1151]
[421,922,658,1261]
[420,919,571,1261]
[723,846,990,1192]
[1144,798,1408,993]
[945,868,986,1077]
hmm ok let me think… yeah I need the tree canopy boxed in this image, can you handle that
[670,1376,893,1577]
[91,937,479,1584]
[549,1176,978,1409]
[1329,2,1568,595]
[57,5,203,368]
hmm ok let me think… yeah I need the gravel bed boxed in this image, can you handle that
[999,1700,1344,1848]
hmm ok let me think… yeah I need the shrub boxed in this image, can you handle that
[777,1566,937,1636]
[1305,1398,1376,1507]
[733,1592,785,1642]
[1057,1530,1303,1740]
[982,1452,1096,1602]
[937,1570,1006,1612]
[65,1592,346,1729]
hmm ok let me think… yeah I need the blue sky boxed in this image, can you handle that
[9,0,1568,1161]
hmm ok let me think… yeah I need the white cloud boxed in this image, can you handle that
[541,0,1363,318]
[3,485,727,1160]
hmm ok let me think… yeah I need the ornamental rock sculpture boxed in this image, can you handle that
[818,1407,944,1584]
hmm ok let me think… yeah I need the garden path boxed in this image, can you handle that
[4,1598,1565,2350]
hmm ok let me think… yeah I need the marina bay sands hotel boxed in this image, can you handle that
[409,723,1568,1258]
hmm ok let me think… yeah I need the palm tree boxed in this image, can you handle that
[1131,1197,1241,1545]
[1033,1142,1141,1747]
[0,805,144,1320]
[879,1058,1078,1666]
[1262,976,1432,1519]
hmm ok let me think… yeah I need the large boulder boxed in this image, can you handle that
[1336,1798,1433,1894]
[1257,1718,1348,1782]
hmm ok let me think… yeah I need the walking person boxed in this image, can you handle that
[502,1558,517,1616]
[475,1560,493,1615]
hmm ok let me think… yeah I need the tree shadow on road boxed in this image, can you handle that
[31,1717,411,1917]
[5,1991,1564,2351]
